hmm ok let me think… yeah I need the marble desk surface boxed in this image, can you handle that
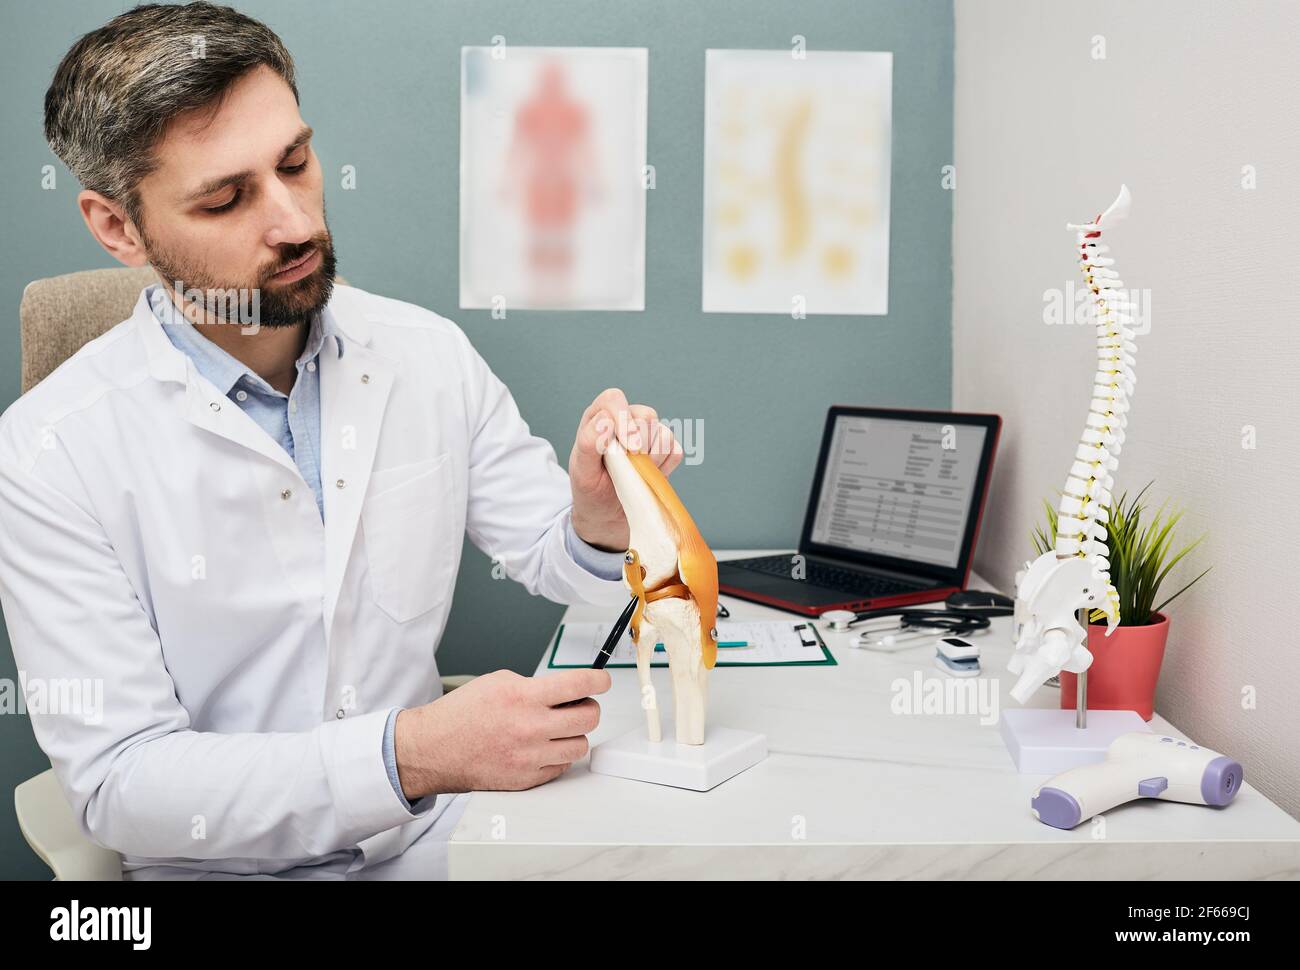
[448,551,1300,880]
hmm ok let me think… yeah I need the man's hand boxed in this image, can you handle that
[393,669,611,800]
[568,387,683,552]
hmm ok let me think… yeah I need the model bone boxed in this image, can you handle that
[602,439,719,744]
[1009,185,1136,704]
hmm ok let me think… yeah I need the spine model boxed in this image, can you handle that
[1008,185,1136,704]
[1055,183,1134,623]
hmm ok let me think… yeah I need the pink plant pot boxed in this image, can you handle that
[1059,612,1170,721]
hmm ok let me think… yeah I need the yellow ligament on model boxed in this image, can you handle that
[620,452,719,668]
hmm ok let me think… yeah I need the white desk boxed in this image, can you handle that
[449,551,1300,879]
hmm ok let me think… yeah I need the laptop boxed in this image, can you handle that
[717,406,1001,617]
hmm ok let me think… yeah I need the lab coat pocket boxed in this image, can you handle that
[362,453,456,623]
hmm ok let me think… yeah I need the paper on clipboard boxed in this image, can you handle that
[547,619,834,668]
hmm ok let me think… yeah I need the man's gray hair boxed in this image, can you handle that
[44,2,297,226]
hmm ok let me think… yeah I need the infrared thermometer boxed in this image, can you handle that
[1031,732,1243,830]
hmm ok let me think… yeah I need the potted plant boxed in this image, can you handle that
[1030,484,1210,720]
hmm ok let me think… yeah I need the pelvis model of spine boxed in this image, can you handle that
[602,439,719,745]
[1009,185,1136,705]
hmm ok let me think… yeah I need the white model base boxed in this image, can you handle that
[589,725,767,792]
[1000,708,1150,774]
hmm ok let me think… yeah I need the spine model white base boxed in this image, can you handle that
[1009,185,1137,705]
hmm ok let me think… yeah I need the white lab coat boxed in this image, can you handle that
[0,283,627,876]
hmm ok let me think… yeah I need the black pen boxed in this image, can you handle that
[593,596,639,669]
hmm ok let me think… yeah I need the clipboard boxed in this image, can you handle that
[546,618,836,669]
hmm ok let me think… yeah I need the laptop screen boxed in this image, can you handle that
[807,413,990,569]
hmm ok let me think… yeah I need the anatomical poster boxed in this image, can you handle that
[459,45,648,311]
[701,49,893,316]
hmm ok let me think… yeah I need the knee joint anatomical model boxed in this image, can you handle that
[602,439,718,745]
[1009,185,1136,704]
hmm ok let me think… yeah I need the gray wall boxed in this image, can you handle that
[0,1,953,876]
[953,1,1299,817]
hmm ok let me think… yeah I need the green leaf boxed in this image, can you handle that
[1027,481,1208,626]
[1152,566,1212,616]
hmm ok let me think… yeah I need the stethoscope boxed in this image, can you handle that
[820,590,1014,653]
[846,610,990,651]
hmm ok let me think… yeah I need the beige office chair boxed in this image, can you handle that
[20,265,159,393]
[20,265,357,392]
[15,770,123,881]
[15,266,477,879]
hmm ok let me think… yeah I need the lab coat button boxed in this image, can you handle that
[335,708,346,719]
[280,488,293,501]
[361,373,370,384]
[336,478,346,489]
[209,401,221,412]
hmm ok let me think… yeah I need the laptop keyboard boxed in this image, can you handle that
[725,555,927,597]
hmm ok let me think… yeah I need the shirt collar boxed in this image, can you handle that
[147,283,342,397]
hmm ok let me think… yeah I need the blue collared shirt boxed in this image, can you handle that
[148,285,624,812]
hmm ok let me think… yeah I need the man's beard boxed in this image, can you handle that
[144,227,338,329]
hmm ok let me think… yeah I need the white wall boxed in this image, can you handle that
[953,0,1300,817]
